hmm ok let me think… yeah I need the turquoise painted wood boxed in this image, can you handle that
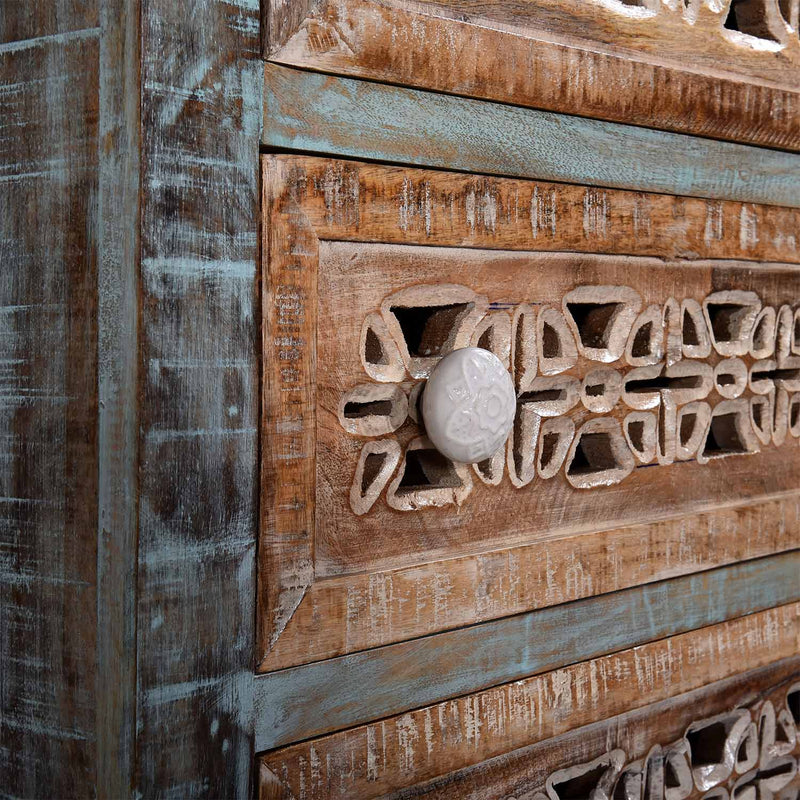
[254,550,800,751]
[263,63,800,208]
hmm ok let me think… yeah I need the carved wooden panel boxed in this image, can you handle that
[261,155,800,673]
[264,0,800,150]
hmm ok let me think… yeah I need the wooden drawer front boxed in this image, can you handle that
[261,155,800,674]
[259,605,800,799]
[264,0,800,151]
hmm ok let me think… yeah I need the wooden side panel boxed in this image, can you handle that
[0,25,100,799]
[259,604,800,799]
[134,0,262,796]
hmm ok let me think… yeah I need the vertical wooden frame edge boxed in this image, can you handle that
[96,0,142,795]
[259,155,318,670]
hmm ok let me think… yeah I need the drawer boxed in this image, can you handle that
[260,155,800,674]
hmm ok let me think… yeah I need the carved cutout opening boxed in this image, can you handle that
[551,764,609,800]
[703,292,761,356]
[750,307,776,359]
[361,312,405,383]
[787,686,800,725]
[789,396,800,436]
[547,751,624,800]
[627,305,663,366]
[735,723,759,773]
[724,0,783,42]
[543,323,561,358]
[626,372,703,394]
[392,303,473,358]
[688,723,728,770]
[569,434,618,474]
[471,310,512,367]
[538,417,574,479]
[350,440,402,516]
[540,433,559,468]
[703,413,748,456]
[396,448,462,493]
[564,286,640,362]
[339,384,408,436]
[361,452,388,494]
[633,323,653,356]
[537,307,577,375]
[512,304,538,392]
[682,299,712,360]
[519,377,580,417]
[582,367,623,413]
[680,414,698,446]
[344,399,394,419]
[628,421,645,451]
[507,405,540,487]
[567,302,620,349]
[683,313,699,346]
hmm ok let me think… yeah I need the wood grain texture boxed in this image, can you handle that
[134,0,262,797]
[262,64,800,208]
[95,0,141,796]
[261,155,800,673]
[0,18,100,799]
[254,551,800,751]
[386,656,800,800]
[266,0,800,151]
[259,603,800,799]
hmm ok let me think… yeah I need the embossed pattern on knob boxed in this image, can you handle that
[421,347,516,464]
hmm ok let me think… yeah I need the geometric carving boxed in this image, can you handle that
[627,304,665,367]
[703,291,762,357]
[563,285,642,363]
[342,282,800,510]
[533,686,800,800]
[546,749,625,800]
[381,284,488,379]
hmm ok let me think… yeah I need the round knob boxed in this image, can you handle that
[421,347,516,464]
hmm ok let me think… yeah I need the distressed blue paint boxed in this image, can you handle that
[254,550,800,751]
[263,64,800,208]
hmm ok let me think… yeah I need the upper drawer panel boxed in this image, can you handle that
[263,0,800,150]
[260,155,800,673]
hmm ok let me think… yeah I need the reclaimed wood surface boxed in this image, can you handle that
[254,551,800,751]
[263,64,800,209]
[0,17,101,799]
[134,0,262,797]
[259,603,800,799]
[261,154,800,673]
[265,0,800,151]
[96,0,140,795]
[385,656,800,800]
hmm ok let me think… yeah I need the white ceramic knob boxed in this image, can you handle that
[421,347,516,464]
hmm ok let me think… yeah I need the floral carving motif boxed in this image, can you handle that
[341,284,800,515]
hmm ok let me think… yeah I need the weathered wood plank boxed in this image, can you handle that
[96,0,140,795]
[259,602,800,799]
[0,27,100,799]
[262,64,800,208]
[134,0,262,796]
[266,0,800,151]
[254,551,800,751]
